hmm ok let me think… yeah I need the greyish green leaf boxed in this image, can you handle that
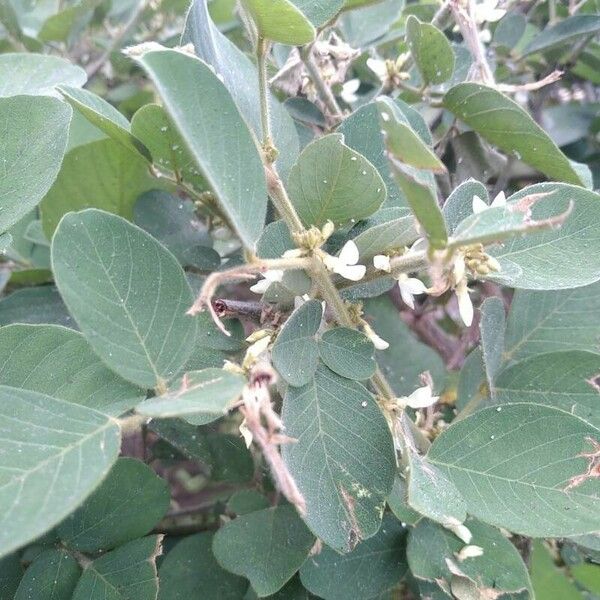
[338,0,404,47]
[0,53,86,97]
[503,281,600,363]
[407,519,533,597]
[134,191,219,271]
[387,476,421,526]
[428,403,600,537]
[530,541,584,600]
[289,0,343,27]
[281,364,396,552]
[299,513,407,600]
[318,327,376,381]
[14,549,81,600]
[0,553,23,599]
[523,15,600,57]
[0,286,72,328]
[0,324,144,416]
[350,208,418,260]
[444,83,583,185]
[478,297,505,392]
[288,133,386,227]
[494,351,600,428]
[40,138,156,237]
[241,0,315,44]
[57,458,170,553]
[71,535,162,600]
[51,209,197,389]
[406,15,455,85]
[213,505,315,597]
[443,179,488,233]
[256,220,294,259]
[158,532,247,600]
[133,47,268,248]
[272,300,322,387]
[130,104,207,192]
[58,85,151,161]
[487,184,600,290]
[365,295,446,396]
[182,0,300,181]
[0,386,120,559]
[0,95,71,234]
[136,368,246,418]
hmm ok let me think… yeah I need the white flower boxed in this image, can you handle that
[323,240,366,281]
[398,385,439,409]
[363,322,389,350]
[366,58,388,82]
[244,335,271,364]
[444,517,473,544]
[341,78,360,104]
[397,273,428,309]
[472,191,506,214]
[455,280,474,327]
[249,270,284,294]
[473,0,506,24]
[456,545,484,561]
[373,254,391,272]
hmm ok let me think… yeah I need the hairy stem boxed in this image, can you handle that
[256,37,275,152]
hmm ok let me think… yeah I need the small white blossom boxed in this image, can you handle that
[244,335,271,364]
[473,0,506,24]
[397,273,428,309]
[340,78,360,104]
[250,270,284,294]
[323,240,366,281]
[373,254,391,272]
[398,385,439,409]
[456,280,474,327]
[363,322,389,350]
[456,545,484,561]
[472,191,507,214]
[444,517,473,544]
[366,58,388,82]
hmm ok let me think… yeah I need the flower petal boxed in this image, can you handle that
[403,277,428,295]
[404,385,439,409]
[491,190,507,207]
[338,240,360,266]
[373,254,391,272]
[456,285,474,327]
[250,279,271,294]
[472,195,489,214]
[336,263,366,281]
[398,282,415,309]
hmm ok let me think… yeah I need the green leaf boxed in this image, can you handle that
[288,133,386,227]
[241,0,315,44]
[377,97,446,172]
[365,295,446,396]
[0,324,144,416]
[137,368,246,418]
[444,83,583,185]
[0,95,71,235]
[493,11,527,50]
[130,104,207,192]
[134,191,219,271]
[387,476,421,525]
[72,535,162,600]
[281,364,396,552]
[486,184,600,289]
[227,490,270,515]
[478,297,505,391]
[443,179,488,233]
[272,300,322,387]
[0,386,120,559]
[289,0,343,27]
[406,15,455,85]
[523,15,600,57]
[213,505,315,597]
[182,0,300,181]
[57,458,170,552]
[0,286,72,328]
[0,553,23,599]
[351,208,418,259]
[0,53,86,97]
[58,85,151,162]
[530,541,584,600]
[571,562,600,594]
[494,351,600,428]
[195,311,245,352]
[40,138,156,237]
[318,327,376,381]
[14,549,81,600]
[299,513,407,600]
[158,532,247,600]
[133,47,267,248]
[338,103,405,208]
[427,403,600,537]
[504,281,600,363]
[256,220,294,259]
[51,209,197,389]
[407,519,533,597]
[339,0,404,47]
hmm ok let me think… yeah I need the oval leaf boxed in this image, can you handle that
[51,209,197,389]
[318,327,376,381]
